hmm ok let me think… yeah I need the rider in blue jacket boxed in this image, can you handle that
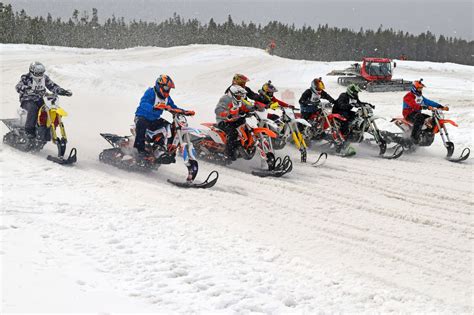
[133,75,183,157]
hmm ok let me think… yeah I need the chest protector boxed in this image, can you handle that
[31,76,46,95]
[309,90,321,105]
[415,95,423,105]
[154,90,168,106]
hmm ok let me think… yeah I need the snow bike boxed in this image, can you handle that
[298,102,354,157]
[336,102,404,159]
[264,103,327,165]
[2,93,77,165]
[99,105,219,188]
[383,107,470,162]
[192,109,293,177]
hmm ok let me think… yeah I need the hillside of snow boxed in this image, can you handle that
[1,44,473,313]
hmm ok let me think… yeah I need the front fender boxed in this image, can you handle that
[439,119,458,127]
[254,127,277,138]
[433,119,458,133]
[370,115,385,122]
[56,108,68,117]
[295,118,311,127]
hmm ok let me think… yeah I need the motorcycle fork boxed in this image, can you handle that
[324,114,343,144]
[47,109,68,158]
[175,124,198,182]
[289,122,307,162]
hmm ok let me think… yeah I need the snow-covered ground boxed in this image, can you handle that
[1,44,473,313]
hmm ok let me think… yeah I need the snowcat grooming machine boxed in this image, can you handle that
[328,57,412,92]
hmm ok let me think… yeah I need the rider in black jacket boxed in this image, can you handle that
[299,78,335,120]
[332,84,364,136]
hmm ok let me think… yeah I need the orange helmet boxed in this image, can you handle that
[232,73,249,87]
[311,77,325,92]
[155,74,175,97]
[411,79,425,95]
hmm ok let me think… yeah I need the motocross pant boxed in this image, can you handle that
[133,117,169,153]
[338,111,356,136]
[218,117,245,160]
[21,99,44,137]
[407,112,430,143]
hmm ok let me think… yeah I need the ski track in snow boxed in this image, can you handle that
[1,44,473,313]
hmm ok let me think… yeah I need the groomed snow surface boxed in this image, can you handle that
[1,44,473,313]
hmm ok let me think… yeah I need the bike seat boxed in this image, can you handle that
[202,122,219,128]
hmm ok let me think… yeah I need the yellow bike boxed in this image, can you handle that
[2,93,77,165]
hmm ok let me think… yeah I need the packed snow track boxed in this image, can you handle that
[1,44,472,313]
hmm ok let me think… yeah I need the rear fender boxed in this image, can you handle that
[100,133,131,148]
[207,128,226,144]
[181,127,207,138]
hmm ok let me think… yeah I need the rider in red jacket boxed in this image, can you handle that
[402,79,448,143]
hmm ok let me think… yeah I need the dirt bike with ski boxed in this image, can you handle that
[383,107,470,162]
[2,93,77,165]
[99,105,218,188]
[338,102,404,159]
[265,102,327,165]
[192,109,293,177]
[299,102,353,157]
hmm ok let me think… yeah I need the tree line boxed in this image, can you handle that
[0,3,472,65]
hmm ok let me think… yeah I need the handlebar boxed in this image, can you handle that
[153,104,195,116]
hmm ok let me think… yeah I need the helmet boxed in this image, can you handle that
[347,84,362,98]
[155,74,175,98]
[232,73,249,88]
[311,77,325,92]
[411,79,425,96]
[261,80,278,98]
[29,61,45,77]
[228,84,247,106]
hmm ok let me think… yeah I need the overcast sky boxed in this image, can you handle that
[4,0,473,40]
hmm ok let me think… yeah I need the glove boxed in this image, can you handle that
[184,110,195,116]
[229,108,239,116]
[442,106,449,111]
[57,88,72,97]
[270,102,279,110]
[288,105,295,109]
[153,103,169,110]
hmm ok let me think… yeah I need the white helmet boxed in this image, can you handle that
[29,61,45,77]
[228,84,247,106]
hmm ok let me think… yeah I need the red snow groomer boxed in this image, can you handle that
[328,57,412,92]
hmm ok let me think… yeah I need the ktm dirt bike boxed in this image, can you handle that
[383,108,470,162]
[334,102,404,159]
[263,102,327,166]
[2,93,77,165]
[192,110,292,177]
[99,105,218,188]
[299,102,352,157]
